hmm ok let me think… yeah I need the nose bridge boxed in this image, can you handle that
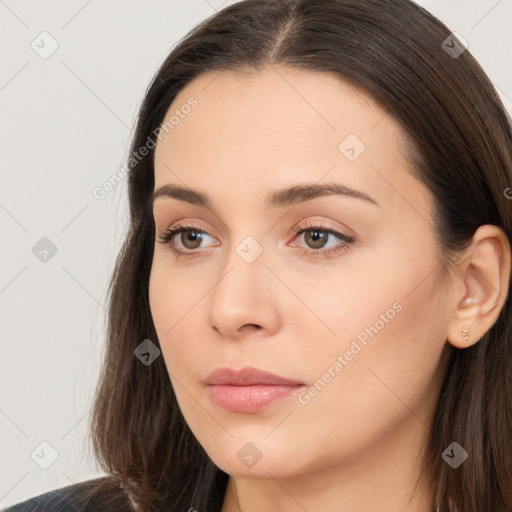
[219,208,270,269]
[217,231,268,297]
[233,233,266,266]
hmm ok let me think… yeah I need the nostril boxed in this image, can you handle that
[242,324,261,331]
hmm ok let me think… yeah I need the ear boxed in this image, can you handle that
[446,224,511,349]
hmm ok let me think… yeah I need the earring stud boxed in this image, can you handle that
[461,327,470,341]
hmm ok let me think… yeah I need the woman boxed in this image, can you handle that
[5,0,512,511]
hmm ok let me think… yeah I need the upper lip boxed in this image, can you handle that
[205,366,304,386]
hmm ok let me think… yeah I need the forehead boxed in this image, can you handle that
[155,66,390,158]
[152,66,424,214]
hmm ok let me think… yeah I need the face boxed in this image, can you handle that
[149,67,453,479]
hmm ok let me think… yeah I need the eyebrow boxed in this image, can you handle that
[150,182,380,210]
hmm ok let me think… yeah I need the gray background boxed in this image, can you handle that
[1,0,511,507]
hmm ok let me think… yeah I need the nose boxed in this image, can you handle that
[206,238,282,340]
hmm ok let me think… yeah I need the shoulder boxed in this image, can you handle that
[1,476,134,512]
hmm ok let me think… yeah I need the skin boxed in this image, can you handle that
[148,66,511,512]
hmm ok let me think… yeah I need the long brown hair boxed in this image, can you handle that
[89,1,512,510]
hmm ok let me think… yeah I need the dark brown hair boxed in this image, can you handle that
[89,1,512,510]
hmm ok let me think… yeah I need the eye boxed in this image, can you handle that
[290,220,355,258]
[156,222,218,259]
[156,220,356,259]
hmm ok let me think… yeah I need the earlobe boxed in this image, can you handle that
[446,225,511,349]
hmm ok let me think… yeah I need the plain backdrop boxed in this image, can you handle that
[1,0,511,508]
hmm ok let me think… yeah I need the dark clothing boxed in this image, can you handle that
[2,477,134,512]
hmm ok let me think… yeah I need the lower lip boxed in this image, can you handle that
[207,384,304,413]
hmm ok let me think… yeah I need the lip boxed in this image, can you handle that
[205,366,305,413]
[205,366,304,386]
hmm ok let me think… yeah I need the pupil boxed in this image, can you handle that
[307,229,327,249]
[183,230,202,249]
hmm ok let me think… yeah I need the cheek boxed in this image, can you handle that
[289,249,448,446]
[148,261,210,378]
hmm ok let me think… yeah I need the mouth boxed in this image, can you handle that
[205,365,306,413]
[207,383,304,413]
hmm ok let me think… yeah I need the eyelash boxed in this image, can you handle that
[156,220,356,260]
